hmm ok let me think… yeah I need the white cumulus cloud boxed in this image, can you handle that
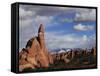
[19,7,35,19]
[75,9,96,21]
[74,23,94,31]
[45,31,95,51]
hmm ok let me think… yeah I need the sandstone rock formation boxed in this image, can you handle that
[19,24,53,72]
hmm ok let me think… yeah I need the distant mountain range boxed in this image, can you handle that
[50,48,92,54]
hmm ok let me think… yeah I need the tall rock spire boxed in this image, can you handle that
[19,24,53,72]
[38,24,44,33]
[38,24,45,49]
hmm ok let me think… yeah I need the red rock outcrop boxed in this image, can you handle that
[19,24,53,72]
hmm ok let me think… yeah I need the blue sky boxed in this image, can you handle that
[19,5,96,51]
